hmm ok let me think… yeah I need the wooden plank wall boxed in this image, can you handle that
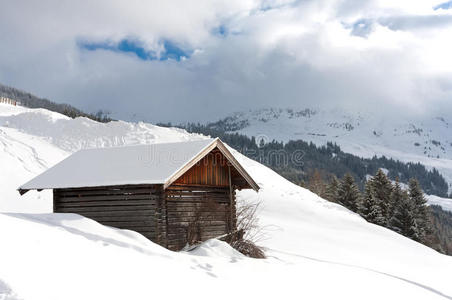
[53,185,166,245]
[164,185,235,251]
[53,155,239,252]
[174,149,230,186]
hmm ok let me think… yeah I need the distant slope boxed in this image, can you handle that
[0,83,111,122]
[206,108,452,192]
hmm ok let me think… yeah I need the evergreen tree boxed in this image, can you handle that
[389,186,419,240]
[409,178,431,243]
[370,169,393,224]
[389,179,403,221]
[387,177,401,220]
[337,173,360,212]
[359,180,385,225]
[324,176,339,203]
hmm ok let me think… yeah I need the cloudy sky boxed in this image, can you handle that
[1,0,452,122]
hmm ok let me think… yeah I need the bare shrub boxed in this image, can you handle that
[226,199,266,258]
[184,194,266,259]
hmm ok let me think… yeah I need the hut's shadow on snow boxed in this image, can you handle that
[5,213,172,259]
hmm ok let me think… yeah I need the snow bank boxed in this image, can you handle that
[185,239,244,259]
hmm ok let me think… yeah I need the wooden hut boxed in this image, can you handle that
[18,138,259,250]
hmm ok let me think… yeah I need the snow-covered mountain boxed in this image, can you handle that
[214,107,452,188]
[2,103,452,299]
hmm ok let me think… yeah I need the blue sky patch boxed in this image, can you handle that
[434,0,452,10]
[343,19,374,38]
[160,40,189,60]
[212,25,228,37]
[79,38,190,61]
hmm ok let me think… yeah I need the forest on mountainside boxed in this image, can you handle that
[159,122,449,197]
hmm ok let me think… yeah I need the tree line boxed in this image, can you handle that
[0,83,112,123]
[306,169,452,254]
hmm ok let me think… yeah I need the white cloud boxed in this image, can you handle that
[1,0,452,122]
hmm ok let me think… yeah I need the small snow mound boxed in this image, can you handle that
[186,239,244,259]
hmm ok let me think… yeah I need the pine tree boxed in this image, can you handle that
[409,178,431,243]
[388,177,402,220]
[359,180,385,225]
[337,173,360,212]
[324,176,339,203]
[389,179,403,219]
[370,169,393,224]
[389,186,419,240]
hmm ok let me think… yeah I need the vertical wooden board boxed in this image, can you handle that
[164,185,233,251]
[53,189,59,213]
[173,148,233,187]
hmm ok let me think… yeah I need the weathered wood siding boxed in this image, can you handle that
[53,185,167,245]
[174,148,247,189]
[53,183,237,251]
[174,149,230,186]
[164,185,235,251]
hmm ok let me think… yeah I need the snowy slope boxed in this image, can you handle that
[217,107,452,196]
[2,104,452,299]
[221,108,452,160]
[0,103,204,212]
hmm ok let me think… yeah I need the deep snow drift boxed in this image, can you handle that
[2,103,452,300]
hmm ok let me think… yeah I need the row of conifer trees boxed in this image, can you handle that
[310,169,430,243]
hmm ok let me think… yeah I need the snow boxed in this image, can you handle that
[186,239,245,258]
[2,104,452,299]
[427,195,452,213]
[20,139,213,190]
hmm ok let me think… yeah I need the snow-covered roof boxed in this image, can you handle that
[19,138,259,192]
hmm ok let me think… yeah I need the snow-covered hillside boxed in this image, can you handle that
[2,103,452,299]
[0,103,204,212]
[216,107,452,193]
[220,108,452,159]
